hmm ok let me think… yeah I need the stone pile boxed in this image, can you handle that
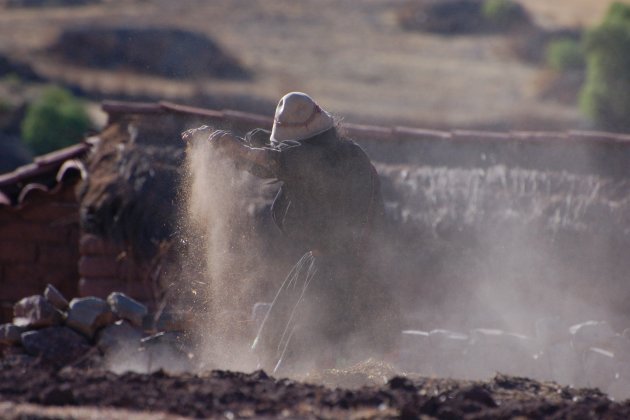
[399,319,630,400]
[0,284,192,372]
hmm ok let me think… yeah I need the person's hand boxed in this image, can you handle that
[181,127,237,153]
[181,125,211,143]
[208,130,236,149]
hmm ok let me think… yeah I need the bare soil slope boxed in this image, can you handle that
[1,357,629,419]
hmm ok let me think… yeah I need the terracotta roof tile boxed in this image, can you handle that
[394,126,452,140]
[101,100,163,115]
[0,142,90,208]
[17,183,49,204]
[56,159,88,183]
[34,143,90,166]
[0,191,10,206]
[158,101,224,119]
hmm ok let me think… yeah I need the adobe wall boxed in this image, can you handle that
[104,101,630,179]
[345,125,630,179]
[78,233,154,305]
[0,183,80,322]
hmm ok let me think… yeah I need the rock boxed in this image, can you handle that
[140,332,193,374]
[1,345,28,358]
[13,295,63,328]
[37,383,76,405]
[66,297,116,339]
[0,323,25,345]
[102,330,197,374]
[21,326,90,365]
[107,292,147,328]
[43,284,69,311]
[96,320,143,353]
[570,321,616,355]
[583,347,616,391]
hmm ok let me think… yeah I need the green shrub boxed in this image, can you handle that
[21,85,90,155]
[580,2,630,131]
[546,38,585,72]
[2,73,22,89]
[482,0,526,29]
[0,98,13,114]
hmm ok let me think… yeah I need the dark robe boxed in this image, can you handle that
[233,128,397,372]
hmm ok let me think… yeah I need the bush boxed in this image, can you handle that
[21,85,90,155]
[482,0,529,30]
[580,2,630,132]
[546,38,585,71]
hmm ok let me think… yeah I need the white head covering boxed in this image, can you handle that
[270,92,334,142]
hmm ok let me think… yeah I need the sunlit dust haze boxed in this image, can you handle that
[169,122,630,398]
[181,133,266,372]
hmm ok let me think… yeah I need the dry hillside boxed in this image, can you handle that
[0,0,628,130]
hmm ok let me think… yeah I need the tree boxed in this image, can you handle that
[21,85,90,155]
[580,2,630,132]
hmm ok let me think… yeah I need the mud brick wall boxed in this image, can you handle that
[78,233,153,305]
[0,184,80,323]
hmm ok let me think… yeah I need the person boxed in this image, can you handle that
[185,92,399,373]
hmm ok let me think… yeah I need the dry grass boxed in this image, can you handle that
[519,0,630,27]
[0,0,625,130]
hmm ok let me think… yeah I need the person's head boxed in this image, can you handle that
[270,92,335,142]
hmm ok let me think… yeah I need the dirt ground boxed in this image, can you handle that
[0,355,629,419]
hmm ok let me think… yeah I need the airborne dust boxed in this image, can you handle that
[155,126,630,398]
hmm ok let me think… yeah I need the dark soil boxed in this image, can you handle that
[1,356,629,419]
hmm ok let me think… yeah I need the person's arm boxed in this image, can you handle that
[202,129,282,179]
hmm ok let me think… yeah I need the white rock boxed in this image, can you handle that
[66,297,116,339]
[43,284,69,311]
[570,321,616,355]
[96,320,143,353]
[107,292,148,328]
[0,324,25,345]
[13,295,63,329]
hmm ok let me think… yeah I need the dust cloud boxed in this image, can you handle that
[383,160,630,394]
[180,131,264,372]
[171,127,630,398]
